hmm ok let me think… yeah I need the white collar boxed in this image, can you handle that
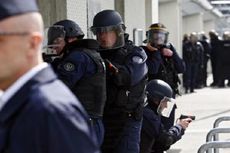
[0,63,48,111]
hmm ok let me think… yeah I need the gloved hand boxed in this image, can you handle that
[161,48,173,57]
[104,59,119,74]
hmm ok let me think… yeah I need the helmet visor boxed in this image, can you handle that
[91,25,125,49]
[157,97,175,118]
[47,25,66,45]
[147,30,168,46]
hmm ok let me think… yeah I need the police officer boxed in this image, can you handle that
[140,80,191,153]
[0,0,99,153]
[198,32,211,87]
[217,31,230,87]
[141,23,185,130]
[91,10,148,153]
[183,32,203,93]
[46,19,106,145]
[209,30,221,87]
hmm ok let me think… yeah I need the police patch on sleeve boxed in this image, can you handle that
[63,62,75,71]
[132,56,143,63]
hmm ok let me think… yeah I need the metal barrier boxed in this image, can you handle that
[213,116,230,128]
[198,141,230,153]
[205,128,230,153]
[206,128,230,142]
[213,116,230,153]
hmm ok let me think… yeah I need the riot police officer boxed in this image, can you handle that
[46,19,106,146]
[91,10,148,153]
[209,30,221,87]
[140,80,191,153]
[183,32,203,92]
[198,32,211,87]
[141,23,185,130]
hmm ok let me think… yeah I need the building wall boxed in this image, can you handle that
[204,20,215,36]
[66,0,87,35]
[124,0,146,41]
[159,0,182,54]
[38,0,67,28]
[101,0,114,10]
[183,13,203,35]
[145,0,159,30]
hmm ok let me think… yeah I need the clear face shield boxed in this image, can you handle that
[157,97,175,118]
[147,30,168,47]
[91,25,125,50]
[43,25,66,56]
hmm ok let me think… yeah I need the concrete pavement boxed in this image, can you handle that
[168,86,230,153]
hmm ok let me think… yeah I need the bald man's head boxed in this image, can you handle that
[8,12,44,35]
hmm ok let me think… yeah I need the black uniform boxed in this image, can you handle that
[183,41,203,92]
[209,36,222,86]
[101,38,148,153]
[52,39,106,145]
[216,40,230,85]
[140,105,184,153]
[199,38,211,87]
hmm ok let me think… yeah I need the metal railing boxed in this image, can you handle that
[213,116,230,128]
[198,141,230,153]
[197,116,230,153]
[206,128,230,142]
[213,116,230,153]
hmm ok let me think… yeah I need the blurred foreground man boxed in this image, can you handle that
[0,0,100,153]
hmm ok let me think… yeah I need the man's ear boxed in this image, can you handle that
[30,32,43,50]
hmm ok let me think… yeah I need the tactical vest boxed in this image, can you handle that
[104,44,147,120]
[101,44,147,153]
[73,48,106,117]
[149,57,180,96]
[184,42,202,64]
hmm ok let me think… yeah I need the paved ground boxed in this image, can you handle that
[167,85,230,153]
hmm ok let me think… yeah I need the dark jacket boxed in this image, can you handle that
[144,44,185,96]
[53,39,106,117]
[101,38,148,153]
[140,106,184,153]
[0,66,100,153]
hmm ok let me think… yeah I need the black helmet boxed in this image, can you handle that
[90,10,125,49]
[92,10,124,28]
[146,79,173,100]
[48,19,84,45]
[146,79,174,118]
[147,23,169,47]
[53,19,84,39]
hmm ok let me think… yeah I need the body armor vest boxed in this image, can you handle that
[103,44,147,120]
[73,48,106,117]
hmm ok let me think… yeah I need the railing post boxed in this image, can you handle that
[213,116,230,153]
[198,141,230,153]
